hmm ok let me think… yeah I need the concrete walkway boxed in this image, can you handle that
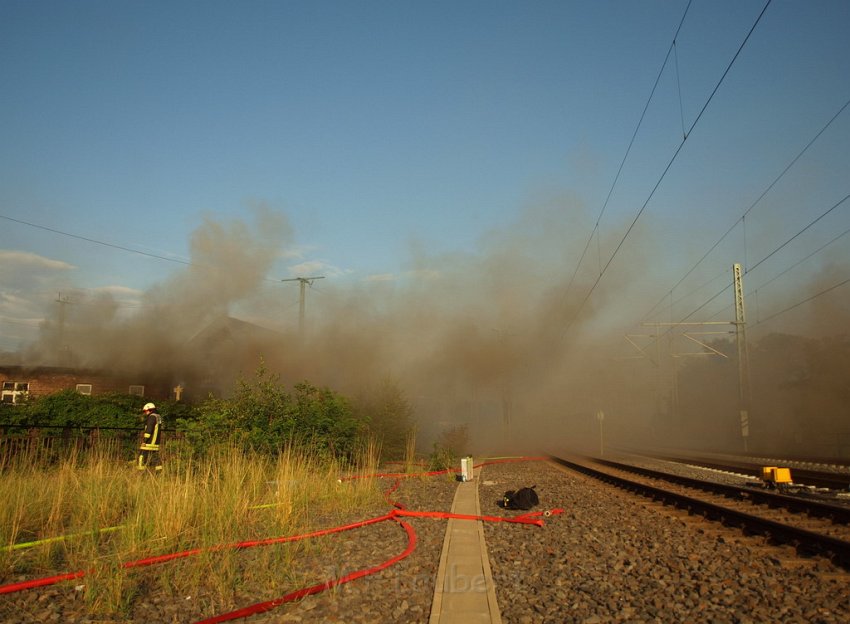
[429,469,502,624]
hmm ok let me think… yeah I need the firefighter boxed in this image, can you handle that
[137,402,163,473]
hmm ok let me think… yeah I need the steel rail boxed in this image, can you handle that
[589,456,850,523]
[550,455,850,569]
[614,447,850,490]
[648,453,850,491]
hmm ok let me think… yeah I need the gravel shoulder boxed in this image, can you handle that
[3,459,850,623]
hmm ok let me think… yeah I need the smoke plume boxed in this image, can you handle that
[14,196,850,457]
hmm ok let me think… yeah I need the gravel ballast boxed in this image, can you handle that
[480,459,850,624]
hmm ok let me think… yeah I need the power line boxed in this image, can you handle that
[0,213,192,266]
[0,213,286,284]
[0,317,41,328]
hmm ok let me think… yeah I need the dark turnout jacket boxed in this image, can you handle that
[140,412,162,451]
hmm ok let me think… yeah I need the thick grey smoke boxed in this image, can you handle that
[17,197,850,457]
[26,206,293,377]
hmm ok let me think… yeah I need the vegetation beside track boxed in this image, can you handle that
[0,363,459,619]
[1,362,421,462]
[0,441,386,616]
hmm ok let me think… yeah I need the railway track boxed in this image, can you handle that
[633,450,850,491]
[550,454,850,570]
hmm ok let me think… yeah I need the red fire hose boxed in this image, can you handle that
[0,513,396,595]
[195,517,418,624]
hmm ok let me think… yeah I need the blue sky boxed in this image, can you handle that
[2,0,849,353]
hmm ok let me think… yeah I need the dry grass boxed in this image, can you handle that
[404,429,418,473]
[0,437,383,615]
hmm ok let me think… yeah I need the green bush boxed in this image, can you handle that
[352,378,414,462]
[176,364,364,460]
[1,390,193,431]
[0,364,364,463]
[428,444,457,473]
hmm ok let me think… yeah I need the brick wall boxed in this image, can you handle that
[0,366,159,400]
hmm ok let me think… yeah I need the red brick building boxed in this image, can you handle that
[1,316,283,405]
[0,365,168,404]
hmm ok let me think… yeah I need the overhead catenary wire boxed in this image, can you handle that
[752,276,850,328]
[640,93,850,325]
[687,190,850,325]
[674,39,687,140]
[708,221,850,325]
[746,193,850,276]
[658,268,731,322]
[750,225,850,306]
[564,0,773,337]
[562,0,694,304]
[671,281,734,329]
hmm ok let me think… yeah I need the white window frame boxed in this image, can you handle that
[1,381,29,404]
[76,384,93,396]
[128,385,145,397]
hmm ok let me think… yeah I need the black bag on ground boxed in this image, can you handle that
[501,485,539,510]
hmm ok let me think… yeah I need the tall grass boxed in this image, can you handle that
[0,436,383,616]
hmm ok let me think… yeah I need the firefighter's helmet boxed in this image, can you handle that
[142,402,156,412]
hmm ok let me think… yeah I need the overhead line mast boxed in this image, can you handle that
[733,263,751,452]
[627,264,752,451]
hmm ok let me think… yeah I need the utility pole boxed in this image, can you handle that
[733,263,751,452]
[281,276,324,335]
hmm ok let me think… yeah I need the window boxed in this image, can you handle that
[128,385,145,397]
[76,384,92,396]
[1,381,29,404]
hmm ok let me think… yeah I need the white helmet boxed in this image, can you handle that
[143,402,156,412]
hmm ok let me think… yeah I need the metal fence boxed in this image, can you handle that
[0,425,179,468]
